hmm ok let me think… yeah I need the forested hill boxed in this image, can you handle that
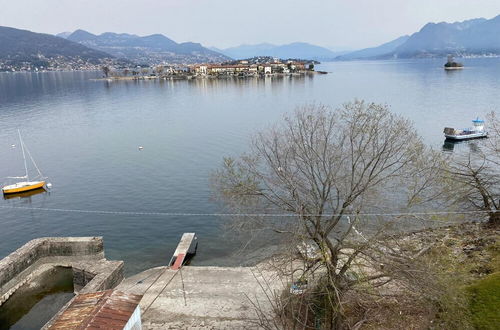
[0,26,112,64]
[338,15,500,60]
[390,15,500,58]
[61,30,230,64]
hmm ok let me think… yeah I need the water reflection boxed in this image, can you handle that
[468,141,481,153]
[442,140,457,152]
[3,188,46,200]
[98,74,311,93]
[444,68,464,76]
[442,139,486,153]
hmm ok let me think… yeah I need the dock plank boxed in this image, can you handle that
[172,233,195,257]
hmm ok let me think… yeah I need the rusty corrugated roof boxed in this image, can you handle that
[48,290,142,329]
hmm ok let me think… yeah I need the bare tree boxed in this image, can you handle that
[444,111,500,226]
[212,101,441,328]
[486,111,500,161]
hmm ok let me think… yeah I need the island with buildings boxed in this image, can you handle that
[99,57,322,80]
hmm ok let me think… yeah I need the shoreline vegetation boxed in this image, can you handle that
[228,222,499,330]
[339,221,499,329]
[210,102,499,329]
[103,220,498,329]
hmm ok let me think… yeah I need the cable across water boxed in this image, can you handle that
[0,205,492,218]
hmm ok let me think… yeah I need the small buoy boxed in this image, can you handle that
[46,183,52,189]
[11,144,15,148]
[138,146,144,150]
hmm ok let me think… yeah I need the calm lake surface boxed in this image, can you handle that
[1,58,499,275]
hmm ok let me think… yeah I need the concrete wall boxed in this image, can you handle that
[75,262,124,294]
[1,236,125,330]
[0,237,104,289]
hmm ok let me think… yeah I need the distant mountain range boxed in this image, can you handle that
[338,15,500,60]
[217,15,500,62]
[2,14,499,71]
[336,36,410,60]
[0,26,112,68]
[212,42,344,61]
[59,30,230,64]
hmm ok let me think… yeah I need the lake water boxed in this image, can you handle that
[1,58,499,275]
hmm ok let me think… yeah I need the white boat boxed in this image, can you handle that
[2,130,47,195]
[443,118,488,141]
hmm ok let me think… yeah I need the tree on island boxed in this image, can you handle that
[102,66,110,78]
[275,66,284,73]
[444,55,463,68]
[212,101,442,328]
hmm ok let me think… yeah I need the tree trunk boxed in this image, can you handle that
[322,272,345,329]
[488,210,500,227]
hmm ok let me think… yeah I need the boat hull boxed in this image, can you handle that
[444,132,488,141]
[3,187,46,199]
[2,181,46,194]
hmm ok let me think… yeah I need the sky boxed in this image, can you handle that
[0,0,500,50]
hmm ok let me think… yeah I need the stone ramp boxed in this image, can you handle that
[138,268,178,312]
[117,266,280,329]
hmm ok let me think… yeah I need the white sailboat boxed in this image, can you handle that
[2,130,47,194]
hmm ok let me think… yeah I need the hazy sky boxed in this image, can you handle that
[1,0,499,49]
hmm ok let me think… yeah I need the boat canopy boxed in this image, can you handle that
[472,118,484,123]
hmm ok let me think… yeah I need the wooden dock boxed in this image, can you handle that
[169,233,197,270]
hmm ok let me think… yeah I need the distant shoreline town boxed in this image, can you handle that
[0,56,119,73]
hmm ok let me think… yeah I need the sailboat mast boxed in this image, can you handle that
[18,129,29,181]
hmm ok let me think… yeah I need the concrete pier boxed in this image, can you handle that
[0,237,123,306]
[1,237,284,329]
[117,265,281,329]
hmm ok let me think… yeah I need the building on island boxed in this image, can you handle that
[190,59,310,76]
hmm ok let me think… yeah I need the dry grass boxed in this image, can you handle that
[341,222,499,330]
